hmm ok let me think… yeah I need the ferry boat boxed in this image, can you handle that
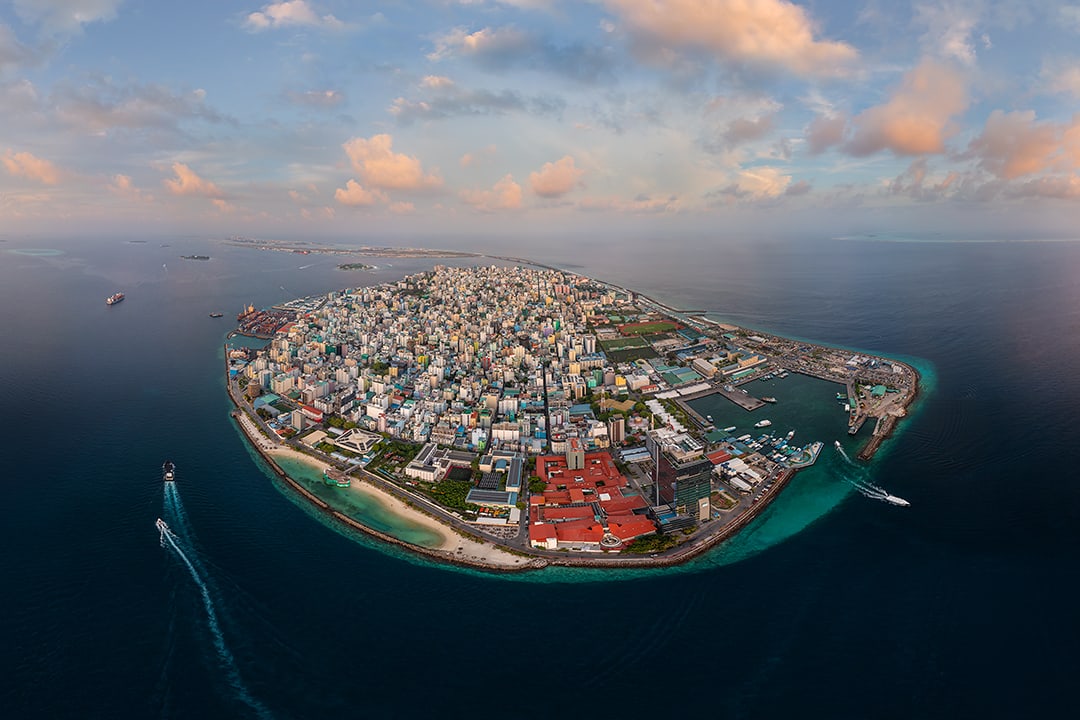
[106,292,125,305]
[762,396,777,403]
[754,419,772,428]
[162,461,175,482]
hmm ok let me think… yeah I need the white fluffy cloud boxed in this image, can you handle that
[529,156,583,198]
[600,0,856,76]
[244,1,343,32]
[342,134,442,191]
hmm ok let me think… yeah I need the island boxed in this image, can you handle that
[225,263,918,571]
[181,254,211,260]
[336,263,375,271]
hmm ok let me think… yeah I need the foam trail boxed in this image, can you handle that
[835,443,855,465]
[158,522,270,719]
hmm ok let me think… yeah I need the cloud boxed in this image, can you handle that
[163,163,222,197]
[784,179,812,196]
[211,198,236,213]
[460,145,497,167]
[968,110,1080,180]
[600,0,856,77]
[915,2,981,66]
[2,150,62,185]
[428,25,613,83]
[109,174,153,202]
[244,1,343,32]
[420,75,455,89]
[805,114,848,154]
[12,0,123,35]
[1008,174,1080,200]
[287,89,344,108]
[845,59,967,157]
[715,166,792,200]
[389,201,415,214]
[54,80,223,134]
[342,134,442,191]
[0,24,36,73]
[887,157,959,200]
[577,194,680,213]
[388,86,564,125]
[334,179,387,206]
[1041,58,1080,99]
[460,174,522,211]
[529,156,584,198]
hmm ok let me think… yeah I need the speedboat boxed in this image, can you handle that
[163,461,176,482]
[834,440,842,450]
[156,518,170,533]
[883,493,910,507]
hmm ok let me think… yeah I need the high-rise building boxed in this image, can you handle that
[607,416,625,445]
[566,437,585,470]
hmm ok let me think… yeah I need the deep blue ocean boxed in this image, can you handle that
[3,234,1080,719]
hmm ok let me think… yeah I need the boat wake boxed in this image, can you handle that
[835,442,909,506]
[159,486,270,718]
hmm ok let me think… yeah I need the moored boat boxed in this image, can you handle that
[754,419,772,428]
[762,396,777,403]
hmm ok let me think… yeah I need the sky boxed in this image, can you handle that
[2,0,1080,240]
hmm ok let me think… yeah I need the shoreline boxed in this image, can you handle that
[221,261,922,573]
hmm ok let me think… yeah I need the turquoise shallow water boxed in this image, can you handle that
[271,455,445,549]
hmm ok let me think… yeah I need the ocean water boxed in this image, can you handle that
[2,235,1080,718]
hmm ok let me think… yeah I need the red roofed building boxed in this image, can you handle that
[599,495,648,515]
[542,505,595,522]
[554,519,605,547]
[707,450,733,465]
[606,515,657,543]
[529,523,558,550]
[300,405,324,422]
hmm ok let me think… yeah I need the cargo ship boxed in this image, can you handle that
[106,292,125,305]
[163,461,175,482]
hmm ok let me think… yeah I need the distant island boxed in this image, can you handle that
[225,262,918,572]
[181,254,210,260]
[337,263,374,271]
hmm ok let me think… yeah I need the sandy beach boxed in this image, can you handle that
[234,412,531,569]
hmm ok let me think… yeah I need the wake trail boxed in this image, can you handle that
[158,497,271,718]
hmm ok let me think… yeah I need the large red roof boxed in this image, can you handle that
[554,519,605,544]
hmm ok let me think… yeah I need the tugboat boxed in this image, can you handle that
[106,292,125,305]
[163,461,176,482]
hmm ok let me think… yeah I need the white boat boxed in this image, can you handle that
[722,426,737,433]
[156,518,170,533]
[834,440,842,450]
[883,494,910,507]
[786,430,795,440]
[706,415,713,423]
[754,419,772,428]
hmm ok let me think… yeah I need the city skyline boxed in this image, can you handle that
[3,0,1080,238]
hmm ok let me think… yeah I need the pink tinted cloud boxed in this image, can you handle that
[968,110,1080,180]
[602,0,856,76]
[529,156,584,198]
[244,1,342,31]
[163,163,222,197]
[2,149,61,185]
[342,134,442,191]
[846,59,967,157]
[334,179,387,206]
[460,174,522,211]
